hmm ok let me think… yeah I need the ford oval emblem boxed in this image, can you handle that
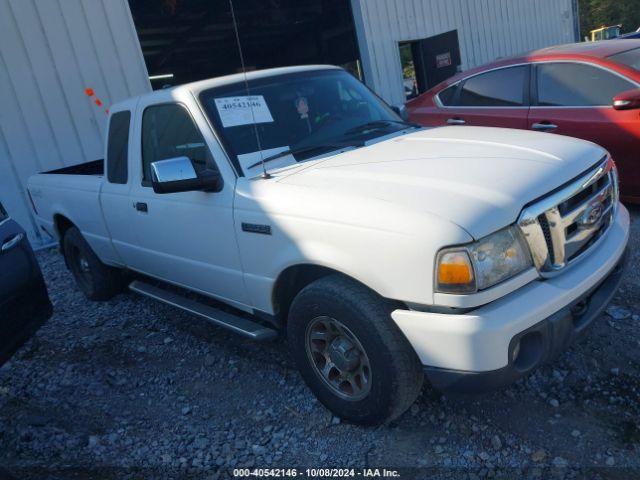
[578,201,604,228]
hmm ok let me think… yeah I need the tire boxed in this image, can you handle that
[287,274,424,425]
[62,227,124,301]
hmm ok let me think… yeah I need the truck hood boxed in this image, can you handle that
[278,126,607,239]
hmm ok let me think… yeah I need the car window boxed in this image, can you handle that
[141,103,216,183]
[458,67,526,107]
[0,202,7,222]
[609,47,640,71]
[437,85,457,106]
[106,111,131,184]
[536,63,635,107]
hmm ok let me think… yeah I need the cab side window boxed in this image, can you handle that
[141,103,216,183]
[458,67,526,107]
[536,63,635,107]
[106,111,131,184]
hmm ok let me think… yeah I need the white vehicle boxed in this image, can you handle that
[28,66,629,424]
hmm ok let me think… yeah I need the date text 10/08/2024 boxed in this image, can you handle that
[233,468,401,478]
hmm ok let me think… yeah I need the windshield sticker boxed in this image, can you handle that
[237,146,292,175]
[214,95,274,128]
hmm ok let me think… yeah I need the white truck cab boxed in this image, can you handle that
[28,66,629,424]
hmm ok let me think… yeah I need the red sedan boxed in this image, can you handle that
[407,40,640,203]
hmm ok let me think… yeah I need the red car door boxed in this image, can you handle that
[528,62,640,202]
[413,65,530,129]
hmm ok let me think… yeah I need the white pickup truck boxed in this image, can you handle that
[28,66,629,424]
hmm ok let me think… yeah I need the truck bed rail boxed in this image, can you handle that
[42,159,103,176]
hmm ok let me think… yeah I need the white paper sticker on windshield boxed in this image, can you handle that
[214,95,274,128]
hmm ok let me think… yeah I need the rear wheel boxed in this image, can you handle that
[63,227,124,301]
[287,274,424,425]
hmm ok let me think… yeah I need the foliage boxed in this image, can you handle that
[579,0,640,38]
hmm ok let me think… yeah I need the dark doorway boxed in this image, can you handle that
[129,0,362,90]
[398,30,461,99]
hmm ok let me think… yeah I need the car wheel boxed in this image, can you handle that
[62,227,124,301]
[287,274,424,425]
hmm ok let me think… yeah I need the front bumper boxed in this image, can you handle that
[425,251,626,392]
[391,205,630,392]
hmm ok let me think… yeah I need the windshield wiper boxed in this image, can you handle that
[344,119,421,136]
[247,142,361,170]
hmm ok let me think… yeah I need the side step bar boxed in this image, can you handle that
[129,280,278,341]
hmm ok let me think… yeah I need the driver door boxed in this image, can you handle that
[127,99,249,308]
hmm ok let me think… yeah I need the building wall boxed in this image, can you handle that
[352,0,578,106]
[1,0,577,245]
[0,0,150,245]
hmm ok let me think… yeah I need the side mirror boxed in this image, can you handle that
[613,89,640,110]
[150,156,222,194]
[391,104,409,121]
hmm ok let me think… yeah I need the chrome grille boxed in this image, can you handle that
[518,157,617,276]
[537,214,555,264]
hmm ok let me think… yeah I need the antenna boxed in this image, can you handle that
[229,0,271,179]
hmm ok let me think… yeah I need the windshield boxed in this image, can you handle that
[199,69,406,175]
[609,47,640,71]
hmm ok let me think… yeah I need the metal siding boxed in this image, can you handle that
[353,0,576,106]
[0,0,150,245]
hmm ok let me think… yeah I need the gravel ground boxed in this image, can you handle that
[0,207,638,480]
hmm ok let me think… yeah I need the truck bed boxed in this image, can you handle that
[42,159,103,176]
[27,160,109,251]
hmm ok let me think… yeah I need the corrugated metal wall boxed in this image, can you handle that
[352,0,577,106]
[0,0,150,245]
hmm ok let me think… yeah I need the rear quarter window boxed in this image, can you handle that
[437,85,458,106]
[0,202,7,222]
[107,111,131,184]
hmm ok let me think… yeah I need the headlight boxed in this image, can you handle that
[435,226,533,294]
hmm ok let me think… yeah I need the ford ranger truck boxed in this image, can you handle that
[27,66,629,425]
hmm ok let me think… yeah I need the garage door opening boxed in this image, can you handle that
[129,0,363,89]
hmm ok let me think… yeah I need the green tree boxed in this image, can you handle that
[579,0,640,39]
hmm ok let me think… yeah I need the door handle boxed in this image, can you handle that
[447,118,466,125]
[134,202,148,213]
[531,122,558,132]
[1,233,24,253]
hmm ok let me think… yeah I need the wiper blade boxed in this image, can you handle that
[345,119,421,136]
[247,142,360,170]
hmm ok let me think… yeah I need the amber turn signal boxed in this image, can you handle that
[436,251,475,293]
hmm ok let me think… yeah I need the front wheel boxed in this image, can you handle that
[287,275,424,425]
